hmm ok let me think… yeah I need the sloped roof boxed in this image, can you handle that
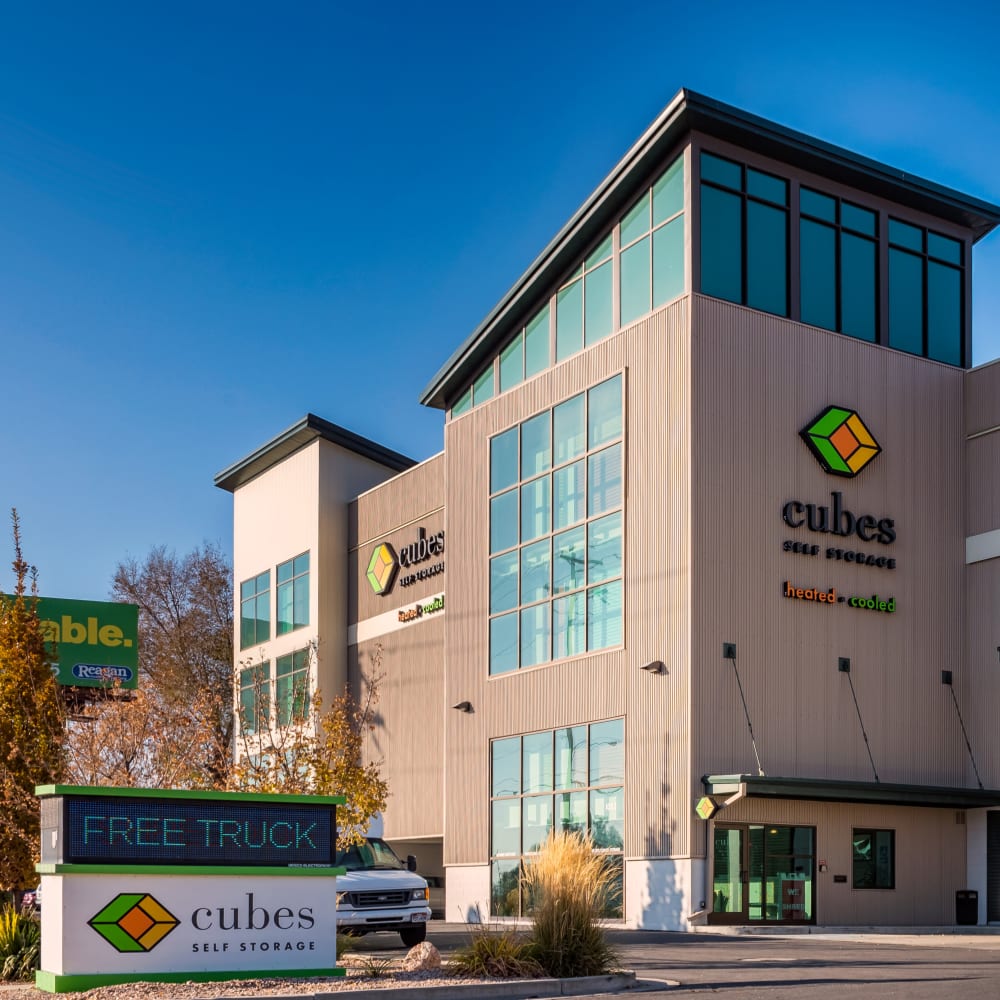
[420,88,1000,411]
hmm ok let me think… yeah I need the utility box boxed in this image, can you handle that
[956,890,978,926]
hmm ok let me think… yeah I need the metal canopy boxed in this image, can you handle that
[703,774,1000,810]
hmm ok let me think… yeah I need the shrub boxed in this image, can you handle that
[522,830,620,978]
[0,905,40,981]
[450,922,544,979]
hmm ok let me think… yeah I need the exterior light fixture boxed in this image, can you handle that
[451,701,473,713]
[838,657,851,673]
[641,660,665,674]
[942,670,953,685]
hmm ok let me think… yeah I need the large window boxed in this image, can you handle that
[239,662,270,734]
[489,375,624,674]
[700,151,789,317]
[240,571,270,650]
[888,219,964,366]
[620,156,685,328]
[800,188,877,342]
[450,156,685,418]
[852,829,895,889]
[276,648,310,726]
[276,552,310,636]
[490,719,624,917]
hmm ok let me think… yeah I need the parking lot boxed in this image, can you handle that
[355,923,1000,999]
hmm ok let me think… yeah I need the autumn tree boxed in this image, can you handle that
[229,642,388,846]
[109,545,234,786]
[0,511,64,889]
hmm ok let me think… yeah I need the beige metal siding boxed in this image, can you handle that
[690,296,968,806]
[718,798,967,925]
[443,296,693,866]
[966,432,1000,537]
[349,616,445,841]
[965,559,1000,789]
[965,360,1000,436]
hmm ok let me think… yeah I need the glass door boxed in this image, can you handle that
[711,826,746,922]
[713,824,815,924]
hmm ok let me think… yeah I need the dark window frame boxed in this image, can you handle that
[852,828,895,890]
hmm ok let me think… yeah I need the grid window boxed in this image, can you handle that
[239,663,270,734]
[852,829,895,889]
[888,220,964,366]
[489,719,625,918]
[700,152,789,317]
[240,571,270,650]
[276,552,310,636]
[488,375,624,674]
[276,648,310,726]
[800,187,877,343]
[448,160,685,420]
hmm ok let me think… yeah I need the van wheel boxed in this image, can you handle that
[400,924,426,947]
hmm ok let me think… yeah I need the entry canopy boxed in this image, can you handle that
[703,774,1000,811]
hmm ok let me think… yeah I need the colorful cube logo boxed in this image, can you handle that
[801,406,881,478]
[89,893,179,953]
[366,543,399,596]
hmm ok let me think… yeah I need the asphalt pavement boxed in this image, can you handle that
[352,922,1000,999]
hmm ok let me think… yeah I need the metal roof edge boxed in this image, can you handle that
[703,773,1000,810]
[214,414,416,493]
[420,88,1000,411]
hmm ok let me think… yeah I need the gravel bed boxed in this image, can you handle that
[0,959,507,999]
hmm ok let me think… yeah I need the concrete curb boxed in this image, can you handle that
[221,971,680,1000]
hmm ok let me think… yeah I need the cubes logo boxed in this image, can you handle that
[366,543,399,596]
[89,893,179,953]
[800,406,881,478]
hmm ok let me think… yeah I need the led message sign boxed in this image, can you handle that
[40,789,338,868]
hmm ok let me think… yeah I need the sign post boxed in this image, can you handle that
[35,785,345,993]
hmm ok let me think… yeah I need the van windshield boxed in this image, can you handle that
[335,837,406,872]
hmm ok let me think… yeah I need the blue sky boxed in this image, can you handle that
[3,0,999,599]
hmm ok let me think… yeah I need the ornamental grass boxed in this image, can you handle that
[0,904,40,981]
[522,830,620,979]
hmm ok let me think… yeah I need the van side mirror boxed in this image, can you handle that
[406,854,417,872]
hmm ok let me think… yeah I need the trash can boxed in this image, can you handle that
[956,889,978,925]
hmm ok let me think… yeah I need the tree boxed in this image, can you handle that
[108,545,233,786]
[0,511,64,889]
[229,642,388,846]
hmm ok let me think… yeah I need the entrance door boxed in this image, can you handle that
[711,826,747,922]
[712,824,815,924]
[987,811,1000,922]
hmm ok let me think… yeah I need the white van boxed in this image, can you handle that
[335,816,431,947]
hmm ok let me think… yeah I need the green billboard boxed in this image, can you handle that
[36,598,139,689]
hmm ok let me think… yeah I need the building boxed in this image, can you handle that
[216,89,1000,929]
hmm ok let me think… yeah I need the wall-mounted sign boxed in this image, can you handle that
[38,786,339,868]
[397,594,445,624]
[801,406,881,478]
[695,797,718,820]
[36,598,139,689]
[366,544,399,596]
[367,528,444,597]
[783,581,897,614]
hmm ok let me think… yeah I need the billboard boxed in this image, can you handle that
[35,597,139,689]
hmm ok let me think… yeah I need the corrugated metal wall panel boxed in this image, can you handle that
[351,454,445,548]
[443,297,693,867]
[964,560,1000,789]
[720,798,967,925]
[965,361,1000,436]
[690,295,968,799]
[349,615,445,841]
[966,432,1000,538]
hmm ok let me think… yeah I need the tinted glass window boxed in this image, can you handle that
[701,185,742,304]
[556,281,583,361]
[620,237,650,327]
[927,261,962,365]
[800,187,835,222]
[701,152,741,189]
[524,306,549,377]
[888,248,923,355]
[653,215,684,306]
[584,260,613,346]
[841,233,877,342]
[800,219,836,331]
[746,200,787,316]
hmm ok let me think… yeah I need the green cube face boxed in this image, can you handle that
[800,406,881,478]
[366,543,399,595]
[89,893,179,953]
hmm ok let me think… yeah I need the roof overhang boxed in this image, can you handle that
[703,774,1000,811]
[214,414,415,493]
[420,88,1000,411]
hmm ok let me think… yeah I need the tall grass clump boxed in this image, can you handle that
[523,831,619,978]
[450,920,544,979]
[0,905,41,981]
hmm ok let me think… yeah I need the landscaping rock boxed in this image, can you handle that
[403,940,442,971]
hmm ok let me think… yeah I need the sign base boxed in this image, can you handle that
[37,966,346,994]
